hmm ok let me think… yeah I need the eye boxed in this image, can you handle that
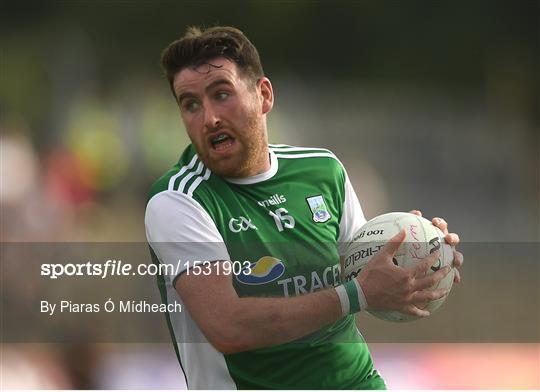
[183,100,201,113]
[215,91,230,101]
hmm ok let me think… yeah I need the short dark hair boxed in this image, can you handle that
[160,26,264,99]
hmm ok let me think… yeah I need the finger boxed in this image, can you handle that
[411,287,449,303]
[402,304,430,318]
[409,210,422,216]
[432,217,448,234]
[452,250,464,268]
[453,268,461,283]
[445,233,460,246]
[410,250,440,277]
[379,229,406,258]
[413,265,452,290]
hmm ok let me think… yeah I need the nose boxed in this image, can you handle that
[203,102,221,132]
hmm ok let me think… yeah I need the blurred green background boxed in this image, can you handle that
[1,0,538,389]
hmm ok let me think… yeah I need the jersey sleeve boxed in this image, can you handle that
[145,190,231,283]
[337,171,367,256]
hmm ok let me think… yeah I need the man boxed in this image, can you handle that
[145,26,463,389]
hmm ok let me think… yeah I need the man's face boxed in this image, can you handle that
[173,57,272,178]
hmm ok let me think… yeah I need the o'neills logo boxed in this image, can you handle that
[257,194,286,207]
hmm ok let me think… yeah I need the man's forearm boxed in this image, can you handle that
[177,270,344,354]
[224,287,343,353]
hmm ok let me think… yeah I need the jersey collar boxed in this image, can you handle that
[225,149,278,185]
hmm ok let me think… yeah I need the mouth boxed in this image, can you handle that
[209,132,236,152]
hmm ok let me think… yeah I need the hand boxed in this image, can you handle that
[357,230,453,318]
[409,210,464,283]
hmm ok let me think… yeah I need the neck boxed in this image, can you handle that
[245,144,271,177]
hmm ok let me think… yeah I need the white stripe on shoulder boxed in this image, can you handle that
[270,144,332,153]
[187,167,212,197]
[274,152,345,169]
[274,152,336,159]
[168,154,199,191]
[178,160,204,193]
[268,143,290,148]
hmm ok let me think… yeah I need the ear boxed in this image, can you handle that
[257,77,274,114]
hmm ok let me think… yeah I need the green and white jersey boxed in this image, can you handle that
[145,144,385,389]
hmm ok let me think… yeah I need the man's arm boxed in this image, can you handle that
[175,230,450,354]
[175,265,342,354]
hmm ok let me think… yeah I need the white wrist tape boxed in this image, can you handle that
[335,284,350,316]
[335,279,368,317]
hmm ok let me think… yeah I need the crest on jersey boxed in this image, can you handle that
[306,195,331,223]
